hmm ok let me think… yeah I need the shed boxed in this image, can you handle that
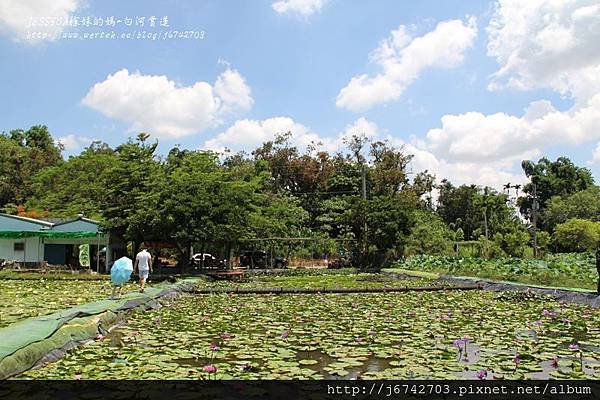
[0,214,109,271]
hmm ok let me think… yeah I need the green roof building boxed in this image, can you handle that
[0,214,111,271]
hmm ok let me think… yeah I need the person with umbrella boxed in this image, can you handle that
[110,257,133,299]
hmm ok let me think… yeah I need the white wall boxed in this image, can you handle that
[0,237,43,263]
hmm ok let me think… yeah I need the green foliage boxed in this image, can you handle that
[100,135,162,239]
[543,186,600,230]
[519,157,595,224]
[437,181,524,241]
[0,126,62,208]
[491,228,531,258]
[552,218,600,252]
[404,211,453,256]
[396,253,597,290]
[26,142,116,218]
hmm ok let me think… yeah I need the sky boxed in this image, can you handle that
[1,0,599,190]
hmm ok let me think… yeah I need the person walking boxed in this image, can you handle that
[134,247,153,293]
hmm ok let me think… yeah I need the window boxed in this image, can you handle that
[14,242,25,251]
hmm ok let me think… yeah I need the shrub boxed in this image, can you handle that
[552,218,600,252]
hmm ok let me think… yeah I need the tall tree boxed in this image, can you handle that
[542,186,600,230]
[0,125,63,210]
[518,157,594,225]
[27,142,116,218]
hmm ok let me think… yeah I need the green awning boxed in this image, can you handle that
[0,231,101,239]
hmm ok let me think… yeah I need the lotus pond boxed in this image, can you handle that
[199,273,451,290]
[22,282,600,380]
[0,278,136,328]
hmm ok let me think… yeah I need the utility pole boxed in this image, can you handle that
[532,183,539,258]
[362,164,368,255]
[483,209,489,241]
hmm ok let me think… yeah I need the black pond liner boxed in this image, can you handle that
[412,274,600,308]
[191,285,481,294]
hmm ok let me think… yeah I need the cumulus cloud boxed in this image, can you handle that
[55,134,94,151]
[336,17,477,112]
[82,68,253,139]
[339,117,379,141]
[591,142,600,165]
[487,0,600,100]
[271,0,327,18]
[0,0,80,42]
[408,0,600,188]
[405,142,527,189]
[204,117,378,154]
[206,115,523,190]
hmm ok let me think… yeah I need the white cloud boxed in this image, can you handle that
[339,117,379,141]
[420,94,600,172]
[55,134,94,151]
[271,0,327,18]
[336,17,478,112]
[0,0,80,43]
[591,142,600,165]
[206,115,522,190]
[204,117,378,154]
[487,0,600,101]
[405,0,600,188]
[381,137,526,190]
[82,68,253,139]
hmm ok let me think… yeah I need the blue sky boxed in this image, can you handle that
[1,0,599,189]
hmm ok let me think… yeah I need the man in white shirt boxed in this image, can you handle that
[134,248,153,293]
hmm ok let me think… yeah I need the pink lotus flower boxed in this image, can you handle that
[542,309,556,317]
[534,320,543,326]
[281,331,289,339]
[74,374,82,380]
[368,330,376,336]
[239,364,253,372]
[203,364,217,373]
[220,332,232,339]
[476,369,487,380]
[210,343,220,352]
[569,343,579,351]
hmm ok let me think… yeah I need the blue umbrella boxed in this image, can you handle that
[110,257,133,285]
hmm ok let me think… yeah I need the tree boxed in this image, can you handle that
[130,150,262,265]
[27,142,116,218]
[369,140,413,196]
[404,211,453,256]
[543,186,600,230]
[552,218,600,253]
[100,134,162,244]
[519,157,594,224]
[0,126,63,209]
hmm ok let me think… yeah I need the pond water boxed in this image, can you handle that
[21,282,600,380]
